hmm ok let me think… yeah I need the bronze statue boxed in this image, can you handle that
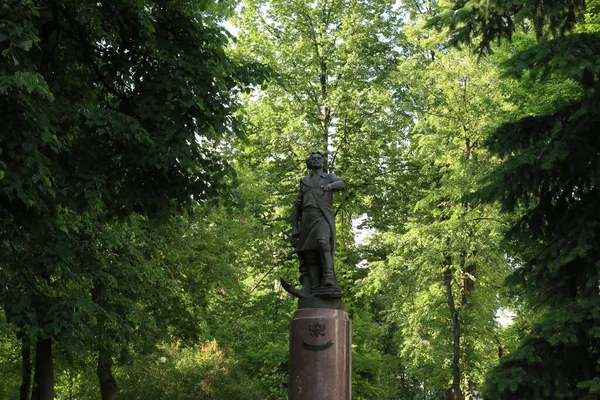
[282,151,345,303]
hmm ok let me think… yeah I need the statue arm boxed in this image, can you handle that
[292,205,300,237]
[328,179,345,190]
[322,174,345,191]
[292,186,303,237]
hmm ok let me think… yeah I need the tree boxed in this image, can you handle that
[0,0,255,398]
[356,2,517,398]
[430,0,600,398]
[233,0,409,208]
[232,1,417,397]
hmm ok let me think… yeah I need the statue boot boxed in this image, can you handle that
[318,239,336,287]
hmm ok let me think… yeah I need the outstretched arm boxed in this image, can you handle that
[322,176,345,192]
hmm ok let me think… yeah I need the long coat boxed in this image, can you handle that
[294,172,343,254]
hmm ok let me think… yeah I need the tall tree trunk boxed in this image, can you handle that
[92,285,118,400]
[460,247,477,309]
[19,335,32,400]
[31,337,53,400]
[462,262,476,308]
[97,347,117,400]
[444,388,453,400]
[443,261,464,400]
[320,56,331,157]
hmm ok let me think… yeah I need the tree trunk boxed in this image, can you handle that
[19,335,32,400]
[31,337,53,400]
[461,249,477,310]
[97,347,118,400]
[443,262,464,400]
[92,284,118,400]
[444,388,453,400]
[320,56,331,157]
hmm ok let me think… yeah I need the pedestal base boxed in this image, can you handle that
[289,308,351,400]
[298,297,344,310]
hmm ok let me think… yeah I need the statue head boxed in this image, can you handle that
[305,151,327,171]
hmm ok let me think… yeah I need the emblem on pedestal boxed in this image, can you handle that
[302,323,333,351]
[309,323,326,337]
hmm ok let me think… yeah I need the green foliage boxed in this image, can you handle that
[3,0,598,398]
[355,3,517,398]
[0,0,259,397]
[231,1,419,397]
[118,340,260,400]
[479,86,600,399]
[482,302,600,399]
[501,32,600,87]
[233,0,411,223]
[197,164,296,399]
[428,0,587,53]
[429,0,600,398]
[0,0,245,225]
[0,319,20,399]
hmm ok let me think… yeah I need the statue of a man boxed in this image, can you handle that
[283,151,345,299]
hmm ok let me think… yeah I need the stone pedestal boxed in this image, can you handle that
[289,308,351,400]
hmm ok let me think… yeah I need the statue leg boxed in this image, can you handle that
[298,251,322,294]
[317,239,336,287]
[303,251,321,290]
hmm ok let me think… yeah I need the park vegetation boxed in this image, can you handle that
[1,0,599,399]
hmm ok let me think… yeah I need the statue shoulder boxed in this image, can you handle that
[327,172,343,182]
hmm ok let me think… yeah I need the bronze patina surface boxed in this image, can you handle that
[282,151,345,309]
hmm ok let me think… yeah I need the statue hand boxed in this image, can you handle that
[321,184,332,192]
[292,227,300,238]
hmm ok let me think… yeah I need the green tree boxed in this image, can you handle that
[232,0,417,397]
[359,3,515,398]
[430,0,600,398]
[233,0,409,212]
[0,0,255,398]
